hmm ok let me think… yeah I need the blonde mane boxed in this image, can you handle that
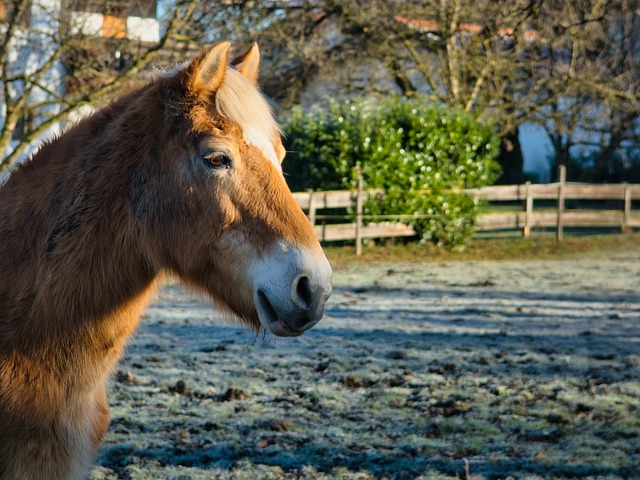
[216,67,282,166]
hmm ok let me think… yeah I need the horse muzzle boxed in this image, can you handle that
[251,243,332,336]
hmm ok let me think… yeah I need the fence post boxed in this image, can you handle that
[557,165,566,241]
[307,189,316,227]
[623,183,631,233]
[524,181,533,237]
[355,174,364,256]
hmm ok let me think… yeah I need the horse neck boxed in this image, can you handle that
[0,90,160,360]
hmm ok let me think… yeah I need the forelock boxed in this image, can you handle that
[214,68,282,168]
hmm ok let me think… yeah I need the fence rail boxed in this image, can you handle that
[293,166,639,254]
[467,166,640,238]
[292,184,415,255]
[466,182,640,201]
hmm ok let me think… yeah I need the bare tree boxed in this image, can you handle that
[190,0,640,182]
[530,0,640,178]
[0,0,198,172]
[189,0,544,182]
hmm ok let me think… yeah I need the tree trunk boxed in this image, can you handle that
[495,127,524,185]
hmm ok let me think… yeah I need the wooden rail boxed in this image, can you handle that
[467,166,640,238]
[292,180,415,255]
[293,166,639,253]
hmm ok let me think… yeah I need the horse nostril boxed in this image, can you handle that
[295,275,313,309]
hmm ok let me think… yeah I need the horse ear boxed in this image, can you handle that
[232,42,260,84]
[190,41,231,95]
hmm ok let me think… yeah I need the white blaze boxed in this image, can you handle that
[243,125,281,170]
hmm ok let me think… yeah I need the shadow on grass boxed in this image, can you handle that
[99,281,640,479]
[100,435,637,479]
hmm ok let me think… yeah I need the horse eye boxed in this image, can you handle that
[202,152,231,169]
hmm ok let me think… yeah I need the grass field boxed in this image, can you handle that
[325,233,640,265]
[91,234,640,479]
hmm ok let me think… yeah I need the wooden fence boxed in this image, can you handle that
[466,167,640,239]
[293,167,639,253]
[292,176,415,255]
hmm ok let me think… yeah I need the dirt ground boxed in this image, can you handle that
[91,248,640,479]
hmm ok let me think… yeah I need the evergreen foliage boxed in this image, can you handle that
[282,97,501,249]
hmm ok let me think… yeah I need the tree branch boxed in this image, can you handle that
[0,0,199,172]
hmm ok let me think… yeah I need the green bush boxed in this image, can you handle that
[281,97,501,249]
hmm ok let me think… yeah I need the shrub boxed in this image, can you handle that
[281,97,501,249]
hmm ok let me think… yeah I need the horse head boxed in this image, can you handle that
[137,42,332,336]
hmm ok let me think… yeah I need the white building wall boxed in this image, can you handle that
[69,11,160,41]
[1,0,66,166]
[127,16,160,43]
[69,11,104,37]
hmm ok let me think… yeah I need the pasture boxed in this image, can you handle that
[92,242,640,479]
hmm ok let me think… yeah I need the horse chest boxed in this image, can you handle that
[59,388,109,480]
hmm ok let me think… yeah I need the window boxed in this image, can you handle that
[65,0,156,18]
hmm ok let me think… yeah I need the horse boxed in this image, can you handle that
[0,42,332,479]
